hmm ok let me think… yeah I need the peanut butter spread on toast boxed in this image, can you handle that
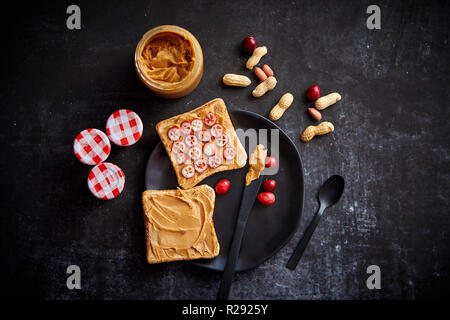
[142,185,219,263]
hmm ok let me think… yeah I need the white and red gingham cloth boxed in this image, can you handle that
[73,128,111,165]
[106,109,143,146]
[87,162,125,199]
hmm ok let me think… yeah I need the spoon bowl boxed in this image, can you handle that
[318,175,345,208]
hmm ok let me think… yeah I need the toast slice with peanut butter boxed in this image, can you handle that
[142,185,219,264]
[155,98,247,189]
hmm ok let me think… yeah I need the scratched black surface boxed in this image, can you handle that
[0,0,449,299]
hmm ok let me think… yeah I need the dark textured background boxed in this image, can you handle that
[1,0,449,299]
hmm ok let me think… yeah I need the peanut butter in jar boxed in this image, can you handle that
[135,25,204,99]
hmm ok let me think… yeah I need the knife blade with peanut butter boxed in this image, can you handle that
[245,144,267,186]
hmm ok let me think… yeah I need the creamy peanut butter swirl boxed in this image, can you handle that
[245,144,267,186]
[140,31,195,84]
[143,185,219,262]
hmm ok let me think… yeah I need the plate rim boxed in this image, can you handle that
[145,109,305,272]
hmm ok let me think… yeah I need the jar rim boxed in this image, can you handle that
[134,25,203,91]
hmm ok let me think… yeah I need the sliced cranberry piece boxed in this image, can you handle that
[223,147,236,161]
[204,112,217,127]
[185,134,198,147]
[181,165,195,178]
[173,152,186,165]
[167,126,181,141]
[191,119,203,132]
[180,121,192,135]
[194,159,208,173]
[208,155,222,168]
[172,141,186,153]
[215,133,229,147]
[203,142,216,157]
[188,146,202,160]
[211,124,224,137]
[197,130,212,142]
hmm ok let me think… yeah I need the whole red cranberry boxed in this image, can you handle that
[263,179,277,192]
[215,179,231,195]
[257,192,275,206]
[306,85,321,101]
[243,36,257,54]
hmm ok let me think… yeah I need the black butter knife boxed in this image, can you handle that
[217,177,263,300]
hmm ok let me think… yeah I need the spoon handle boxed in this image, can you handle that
[286,204,326,270]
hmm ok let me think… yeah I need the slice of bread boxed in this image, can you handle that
[156,98,247,189]
[142,184,220,264]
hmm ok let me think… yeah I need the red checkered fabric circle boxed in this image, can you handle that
[73,128,111,165]
[87,162,125,200]
[106,109,143,146]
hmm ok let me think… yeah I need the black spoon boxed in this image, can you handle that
[286,175,345,270]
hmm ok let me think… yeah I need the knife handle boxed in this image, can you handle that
[217,216,246,300]
[217,179,262,300]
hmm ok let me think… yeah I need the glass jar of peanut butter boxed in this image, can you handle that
[135,25,204,99]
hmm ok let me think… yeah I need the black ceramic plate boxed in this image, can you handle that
[145,110,304,272]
